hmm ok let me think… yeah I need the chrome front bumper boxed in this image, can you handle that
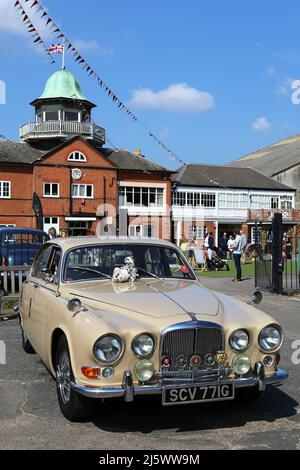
[71,362,288,401]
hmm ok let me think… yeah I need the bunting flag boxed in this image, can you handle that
[12,0,192,166]
[13,0,55,64]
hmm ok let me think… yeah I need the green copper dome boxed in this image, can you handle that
[39,69,88,101]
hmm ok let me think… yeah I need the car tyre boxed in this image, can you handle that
[21,327,36,354]
[235,386,261,404]
[55,335,95,422]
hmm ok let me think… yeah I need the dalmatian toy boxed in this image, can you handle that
[112,256,137,283]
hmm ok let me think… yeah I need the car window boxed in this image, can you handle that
[31,245,54,280]
[63,244,195,282]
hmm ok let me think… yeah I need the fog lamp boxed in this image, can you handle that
[134,359,155,382]
[232,354,251,375]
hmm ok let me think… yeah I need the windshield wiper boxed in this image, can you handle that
[68,266,111,279]
[136,267,160,279]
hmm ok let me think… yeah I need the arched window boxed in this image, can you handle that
[68,151,87,162]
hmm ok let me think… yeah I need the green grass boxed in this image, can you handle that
[195,259,255,278]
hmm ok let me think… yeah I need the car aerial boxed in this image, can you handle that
[17,237,288,421]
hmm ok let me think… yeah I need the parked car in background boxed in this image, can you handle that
[0,228,49,267]
[18,237,288,421]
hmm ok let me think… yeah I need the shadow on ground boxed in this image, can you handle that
[91,385,298,434]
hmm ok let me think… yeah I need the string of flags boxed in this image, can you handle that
[12,0,190,166]
[10,0,235,192]
[14,0,140,123]
[14,0,55,64]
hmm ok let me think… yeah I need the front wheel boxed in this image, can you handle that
[235,386,262,404]
[55,335,95,422]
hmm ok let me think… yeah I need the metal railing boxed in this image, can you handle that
[0,266,30,296]
[248,209,300,222]
[19,120,105,144]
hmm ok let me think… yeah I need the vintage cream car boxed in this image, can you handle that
[18,237,288,421]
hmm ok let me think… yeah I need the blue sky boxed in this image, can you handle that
[1,0,300,169]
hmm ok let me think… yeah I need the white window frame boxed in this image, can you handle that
[119,186,165,208]
[72,184,94,199]
[0,181,11,199]
[68,151,87,162]
[189,225,207,239]
[43,182,60,198]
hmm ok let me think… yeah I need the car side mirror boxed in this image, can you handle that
[251,290,263,305]
[67,298,82,313]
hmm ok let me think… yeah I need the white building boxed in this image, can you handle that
[172,164,298,245]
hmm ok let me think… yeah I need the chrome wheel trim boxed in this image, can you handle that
[56,350,72,405]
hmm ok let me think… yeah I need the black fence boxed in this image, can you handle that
[255,217,300,295]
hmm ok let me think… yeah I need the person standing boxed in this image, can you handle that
[232,231,243,281]
[204,232,214,270]
[227,235,235,259]
[187,237,197,267]
[220,232,228,259]
[48,227,60,240]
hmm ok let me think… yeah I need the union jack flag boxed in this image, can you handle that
[48,43,64,54]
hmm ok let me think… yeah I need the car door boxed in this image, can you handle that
[27,244,61,359]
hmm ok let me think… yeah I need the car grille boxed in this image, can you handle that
[160,323,227,384]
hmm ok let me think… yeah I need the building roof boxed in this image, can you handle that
[101,148,172,173]
[39,69,88,101]
[228,134,300,176]
[172,164,294,191]
[0,140,44,164]
[0,138,172,173]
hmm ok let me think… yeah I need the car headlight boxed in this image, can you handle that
[93,334,123,364]
[132,334,155,358]
[230,329,250,351]
[232,354,251,375]
[259,324,282,352]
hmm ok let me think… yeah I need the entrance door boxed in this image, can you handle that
[44,217,59,235]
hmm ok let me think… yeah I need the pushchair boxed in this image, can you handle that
[210,247,230,271]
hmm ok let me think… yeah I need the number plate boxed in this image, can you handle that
[162,383,235,406]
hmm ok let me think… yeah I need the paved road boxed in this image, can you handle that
[0,278,299,450]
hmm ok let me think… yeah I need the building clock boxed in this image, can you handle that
[72,168,82,180]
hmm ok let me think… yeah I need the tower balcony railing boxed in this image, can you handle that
[19,120,105,145]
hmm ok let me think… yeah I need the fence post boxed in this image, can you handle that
[272,213,283,294]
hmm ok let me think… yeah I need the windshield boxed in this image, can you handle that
[63,244,195,282]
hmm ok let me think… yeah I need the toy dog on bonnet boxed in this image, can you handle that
[112,257,137,283]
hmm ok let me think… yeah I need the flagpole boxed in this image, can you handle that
[62,39,66,69]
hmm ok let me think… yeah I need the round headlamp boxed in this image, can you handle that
[259,324,282,352]
[134,359,155,382]
[232,354,251,375]
[230,329,250,351]
[93,334,123,364]
[132,334,155,358]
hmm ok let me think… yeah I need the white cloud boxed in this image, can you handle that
[0,0,26,35]
[252,116,272,132]
[0,0,52,40]
[129,83,215,113]
[73,40,114,58]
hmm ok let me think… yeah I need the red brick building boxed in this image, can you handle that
[0,69,172,239]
